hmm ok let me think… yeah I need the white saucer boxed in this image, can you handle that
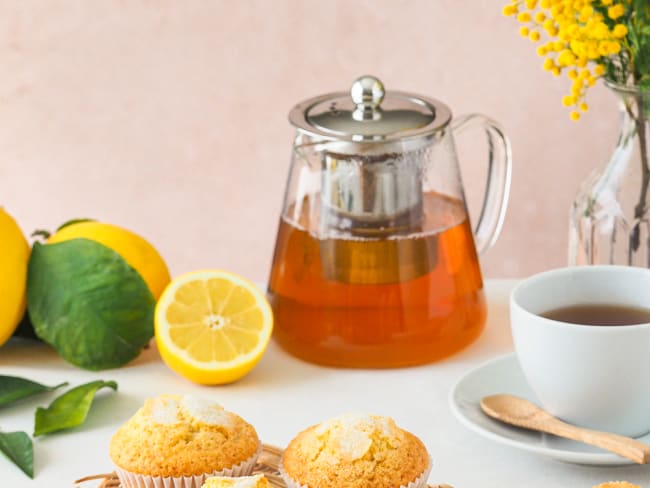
[449,353,650,466]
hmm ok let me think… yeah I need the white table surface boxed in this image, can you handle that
[1,279,649,487]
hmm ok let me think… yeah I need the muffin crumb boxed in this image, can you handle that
[202,474,270,487]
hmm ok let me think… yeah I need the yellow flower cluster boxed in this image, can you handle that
[503,0,630,120]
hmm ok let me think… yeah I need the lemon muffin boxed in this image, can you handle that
[202,474,271,488]
[110,394,261,488]
[280,413,431,488]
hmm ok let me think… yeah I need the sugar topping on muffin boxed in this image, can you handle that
[313,413,402,460]
[281,413,430,488]
[147,394,232,426]
[202,474,271,488]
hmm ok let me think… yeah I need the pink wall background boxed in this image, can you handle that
[0,1,621,282]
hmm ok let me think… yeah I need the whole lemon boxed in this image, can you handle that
[48,221,171,300]
[0,208,30,347]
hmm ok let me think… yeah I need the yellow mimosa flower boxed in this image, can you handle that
[607,4,625,20]
[612,24,628,38]
[563,95,576,106]
[502,0,638,119]
[518,11,532,22]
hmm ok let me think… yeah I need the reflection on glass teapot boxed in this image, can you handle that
[267,75,511,368]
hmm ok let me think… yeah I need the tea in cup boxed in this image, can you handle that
[510,265,650,438]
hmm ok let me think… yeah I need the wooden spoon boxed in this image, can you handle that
[480,394,650,464]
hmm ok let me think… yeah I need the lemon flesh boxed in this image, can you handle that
[0,209,29,347]
[155,270,273,385]
[48,221,170,300]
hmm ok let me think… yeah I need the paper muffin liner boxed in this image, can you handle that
[279,455,433,488]
[115,442,262,488]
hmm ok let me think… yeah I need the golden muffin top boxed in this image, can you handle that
[281,413,430,488]
[202,474,271,488]
[109,394,259,477]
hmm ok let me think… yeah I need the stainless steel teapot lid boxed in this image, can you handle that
[288,75,452,143]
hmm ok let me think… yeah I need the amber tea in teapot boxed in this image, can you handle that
[269,191,486,367]
[268,76,511,368]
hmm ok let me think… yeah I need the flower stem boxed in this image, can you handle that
[629,107,650,261]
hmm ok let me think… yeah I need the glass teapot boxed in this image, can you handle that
[267,75,511,368]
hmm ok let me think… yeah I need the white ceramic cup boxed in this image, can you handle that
[510,265,650,438]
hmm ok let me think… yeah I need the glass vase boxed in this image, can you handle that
[569,81,650,267]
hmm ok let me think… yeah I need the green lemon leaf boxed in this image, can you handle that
[55,218,95,232]
[0,375,67,408]
[27,240,155,370]
[33,380,117,437]
[0,431,33,478]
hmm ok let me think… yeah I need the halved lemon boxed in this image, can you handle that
[154,270,273,385]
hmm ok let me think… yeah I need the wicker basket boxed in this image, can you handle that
[74,444,452,488]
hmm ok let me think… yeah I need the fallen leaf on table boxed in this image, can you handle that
[0,375,67,408]
[0,430,33,478]
[33,380,117,436]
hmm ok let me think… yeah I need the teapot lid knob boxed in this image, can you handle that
[350,75,384,121]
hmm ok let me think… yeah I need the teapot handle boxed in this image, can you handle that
[452,114,512,255]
